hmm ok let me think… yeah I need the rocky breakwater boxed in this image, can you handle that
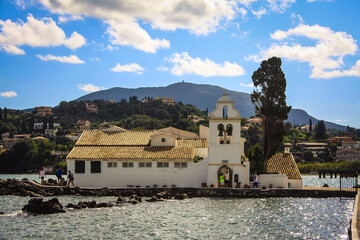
[21,192,189,215]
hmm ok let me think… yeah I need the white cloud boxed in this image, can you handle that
[240,82,255,87]
[78,84,105,93]
[106,20,170,53]
[36,54,85,64]
[111,63,144,74]
[267,0,295,13]
[290,13,304,25]
[252,7,267,19]
[247,24,360,78]
[167,52,245,77]
[156,66,169,72]
[40,0,239,52]
[90,57,100,61]
[307,0,333,2]
[58,15,83,24]
[0,91,17,97]
[335,119,348,123]
[0,14,86,54]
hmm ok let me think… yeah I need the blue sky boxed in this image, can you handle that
[0,0,359,128]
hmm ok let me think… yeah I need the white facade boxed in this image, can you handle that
[259,174,303,189]
[66,94,250,188]
[206,94,250,187]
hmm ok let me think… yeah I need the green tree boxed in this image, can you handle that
[250,57,292,165]
[0,108,2,121]
[21,116,27,133]
[315,120,327,139]
[309,119,312,132]
[4,107,7,121]
[303,150,314,162]
[246,144,264,174]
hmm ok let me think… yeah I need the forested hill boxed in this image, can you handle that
[76,82,346,131]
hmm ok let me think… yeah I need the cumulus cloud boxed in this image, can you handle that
[247,24,360,78]
[0,91,17,97]
[78,84,105,93]
[40,0,240,52]
[167,52,245,77]
[36,54,85,64]
[106,20,170,53]
[0,14,86,54]
[111,63,145,74]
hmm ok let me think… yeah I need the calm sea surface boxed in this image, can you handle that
[0,174,354,239]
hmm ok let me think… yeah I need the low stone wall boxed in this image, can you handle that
[0,179,356,198]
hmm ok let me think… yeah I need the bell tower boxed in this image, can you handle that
[207,94,249,188]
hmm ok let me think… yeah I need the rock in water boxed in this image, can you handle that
[174,193,188,200]
[22,198,65,214]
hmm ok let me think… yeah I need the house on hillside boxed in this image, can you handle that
[155,97,175,105]
[336,148,360,162]
[77,120,91,129]
[66,94,255,188]
[246,118,262,126]
[35,106,53,116]
[85,102,98,113]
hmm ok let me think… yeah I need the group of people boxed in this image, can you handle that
[219,170,230,187]
[38,168,75,187]
[219,171,259,188]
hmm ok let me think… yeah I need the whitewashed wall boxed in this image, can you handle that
[67,158,209,188]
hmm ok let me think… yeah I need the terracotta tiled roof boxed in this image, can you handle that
[67,146,195,160]
[75,130,153,146]
[177,139,208,148]
[158,127,199,139]
[265,153,302,179]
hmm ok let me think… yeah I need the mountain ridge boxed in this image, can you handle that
[76,82,346,131]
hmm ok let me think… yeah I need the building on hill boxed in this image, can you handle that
[300,124,315,132]
[297,142,327,157]
[66,94,256,188]
[259,148,303,188]
[85,102,98,113]
[341,141,360,149]
[45,128,58,138]
[35,106,53,116]
[188,115,205,123]
[77,120,91,129]
[336,148,360,162]
[246,118,262,126]
[327,136,352,145]
[155,97,175,105]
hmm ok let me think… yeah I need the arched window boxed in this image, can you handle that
[217,124,224,136]
[223,106,228,119]
[226,124,233,136]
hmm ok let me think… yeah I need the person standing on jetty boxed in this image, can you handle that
[39,168,46,185]
[225,170,230,187]
[253,173,259,188]
[219,173,225,187]
[67,170,75,187]
[56,168,63,185]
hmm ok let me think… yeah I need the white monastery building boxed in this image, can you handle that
[67,94,301,189]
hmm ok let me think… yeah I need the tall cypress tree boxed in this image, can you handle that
[21,117,27,133]
[0,108,2,121]
[4,107,7,121]
[251,57,292,167]
[309,119,312,132]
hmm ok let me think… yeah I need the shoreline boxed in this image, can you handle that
[0,178,356,198]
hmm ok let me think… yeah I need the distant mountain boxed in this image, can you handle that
[76,82,346,131]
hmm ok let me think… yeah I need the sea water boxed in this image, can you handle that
[0,175,354,239]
